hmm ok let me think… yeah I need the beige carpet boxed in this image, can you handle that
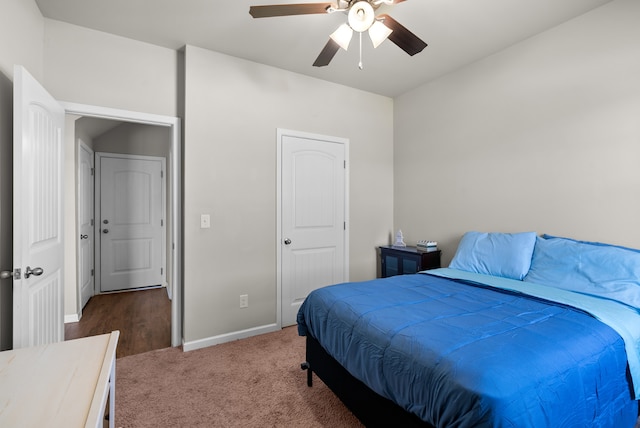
[115,327,640,427]
[115,326,363,427]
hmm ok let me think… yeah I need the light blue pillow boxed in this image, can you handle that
[524,236,640,311]
[449,231,537,280]
[542,234,640,254]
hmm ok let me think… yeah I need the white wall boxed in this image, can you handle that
[0,0,44,81]
[93,123,171,157]
[43,19,178,117]
[0,0,45,350]
[394,0,640,266]
[183,46,394,345]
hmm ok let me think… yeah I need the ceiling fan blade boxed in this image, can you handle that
[313,39,341,67]
[374,0,407,16]
[249,3,334,18]
[378,14,427,56]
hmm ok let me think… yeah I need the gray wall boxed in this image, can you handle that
[394,0,640,266]
[93,123,171,158]
[182,46,394,345]
[2,0,636,351]
[34,17,394,347]
[43,18,179,117]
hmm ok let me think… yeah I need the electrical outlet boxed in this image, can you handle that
[239,294,249,308]
[200,214,211,229]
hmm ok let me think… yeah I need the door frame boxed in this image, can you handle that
[63,102,182,348]
[77,140,94,310]
[95,152,166,293]
[276,128,350,328]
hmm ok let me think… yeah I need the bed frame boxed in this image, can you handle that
[302,334,640,427]
[301,334,433,427]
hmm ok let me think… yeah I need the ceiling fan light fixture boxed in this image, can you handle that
[330,23,354,51]
[249,1,428,68]
[369,21,393,48]
[348,1,375,33]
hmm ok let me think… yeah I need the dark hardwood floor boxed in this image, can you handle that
[65,287,171,359]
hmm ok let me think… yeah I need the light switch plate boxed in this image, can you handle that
[200,214,211,229]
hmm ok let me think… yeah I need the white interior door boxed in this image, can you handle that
[13,65,65,348]
[280,130,348,326]
[98,154,164,292]
[79,143,94,308]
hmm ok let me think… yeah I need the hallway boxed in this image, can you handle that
[65,287,171,358]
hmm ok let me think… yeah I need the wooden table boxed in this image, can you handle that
[0,331,119,427]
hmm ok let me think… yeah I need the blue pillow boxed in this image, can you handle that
[542,234,640,254]
[449,231,537,280]
[524,236,640,311]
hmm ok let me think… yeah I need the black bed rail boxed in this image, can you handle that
[302,334,432,428]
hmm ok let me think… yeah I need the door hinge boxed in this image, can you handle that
[161,268,164,275]
[91,269,94,277]
[161,219,164,227]
[161,170,164,178]
[344,222,346,230]
[91,219,94,226]
[344,160,346,169]
[91,167,95,176]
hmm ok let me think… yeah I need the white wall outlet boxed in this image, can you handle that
[239,294,249,308]
[200,214,211,229]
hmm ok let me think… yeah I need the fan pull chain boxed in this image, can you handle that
[358,32,363,70]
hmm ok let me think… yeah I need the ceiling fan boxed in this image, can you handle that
[249,0,427,68]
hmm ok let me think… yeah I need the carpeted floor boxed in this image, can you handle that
[115,326,640,428]
[115,326,363,427]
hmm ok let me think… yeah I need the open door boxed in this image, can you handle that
[78,142,94,309]
[12,66,65,348]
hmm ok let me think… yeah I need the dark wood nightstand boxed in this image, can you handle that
[379,246,441,278]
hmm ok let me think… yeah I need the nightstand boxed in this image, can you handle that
[379,246,441,278]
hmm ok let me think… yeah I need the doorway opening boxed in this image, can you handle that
[63,102,182,349]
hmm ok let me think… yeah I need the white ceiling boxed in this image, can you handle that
[35,0,612,98]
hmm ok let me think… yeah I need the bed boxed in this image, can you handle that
[297,232,640,427]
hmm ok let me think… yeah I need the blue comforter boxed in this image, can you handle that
[297,272,638,427]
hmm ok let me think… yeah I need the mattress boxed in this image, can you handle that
[297,272,638,427]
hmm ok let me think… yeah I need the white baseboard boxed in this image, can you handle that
[64,313,80,323]
[182,323,280,352]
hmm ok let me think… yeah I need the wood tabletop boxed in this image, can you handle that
[0,331,119,427]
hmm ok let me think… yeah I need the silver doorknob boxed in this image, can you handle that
[0,270,14,280]
[103,229,109,234]
[24,266,43,279]
[284,239,292,245]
